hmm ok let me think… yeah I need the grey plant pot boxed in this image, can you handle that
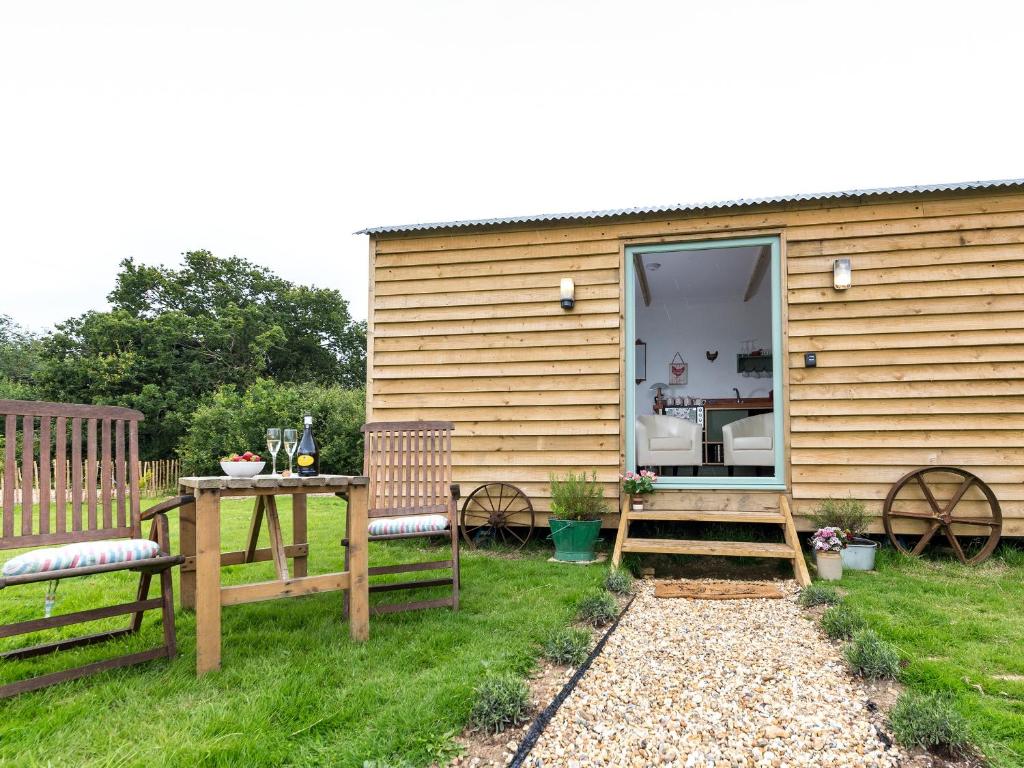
[841,537,879,571]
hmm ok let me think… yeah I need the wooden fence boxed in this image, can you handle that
[0,459,181,501]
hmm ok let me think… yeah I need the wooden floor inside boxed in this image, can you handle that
[611,493,811,586]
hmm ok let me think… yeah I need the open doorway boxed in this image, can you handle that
[625,236,784,489]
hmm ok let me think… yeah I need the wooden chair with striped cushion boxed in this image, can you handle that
[343,421,460,615]
[0,400,191,697]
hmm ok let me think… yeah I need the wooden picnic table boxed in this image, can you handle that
[176,474,369,675]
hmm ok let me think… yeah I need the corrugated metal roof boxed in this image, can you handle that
[356,178,1024,235]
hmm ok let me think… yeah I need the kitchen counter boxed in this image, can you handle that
[703,398,773,410]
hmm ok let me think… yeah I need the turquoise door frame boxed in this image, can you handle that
[624,236,786,491]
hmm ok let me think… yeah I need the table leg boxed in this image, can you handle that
[264,495,289,581]
[292,493,308,578]
[347,483,369,642]
[195,489,222,674]
[244,496,265,563]
[179,493,197,610]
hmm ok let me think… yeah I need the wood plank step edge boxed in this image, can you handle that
[620,538,797,558]
[627,511,785,522]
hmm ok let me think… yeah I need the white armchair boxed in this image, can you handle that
[635,415,702,472]
[722,412,774,468]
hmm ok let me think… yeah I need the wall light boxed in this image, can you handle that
[560,277,575,309]
[833,258,852,290]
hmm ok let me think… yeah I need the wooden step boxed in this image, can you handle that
[620,538,797,559]
[627,510,785,524]
[610,494,811,587]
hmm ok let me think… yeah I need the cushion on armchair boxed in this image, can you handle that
[733,436,772,450]
[368,514,450,536]
[2,538,162,577]
[650,436,693,451]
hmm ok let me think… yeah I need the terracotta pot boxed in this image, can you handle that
[815,551,843,581]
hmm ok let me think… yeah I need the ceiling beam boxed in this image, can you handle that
[634,253,651,306]
[743,245,771,302]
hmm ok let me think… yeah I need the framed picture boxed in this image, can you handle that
[635,339,647,385]
[669,352,687,385]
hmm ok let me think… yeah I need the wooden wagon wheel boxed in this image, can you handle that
[460,483,535,550]
[883,466,1002,565]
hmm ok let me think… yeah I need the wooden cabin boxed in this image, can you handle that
[358,179,1024,564]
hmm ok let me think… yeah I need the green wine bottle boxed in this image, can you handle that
[295,414,319,477]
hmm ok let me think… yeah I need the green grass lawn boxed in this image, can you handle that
[0,496,605,767]
[839,547,1024,767]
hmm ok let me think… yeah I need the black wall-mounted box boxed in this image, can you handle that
[804,352,817,368]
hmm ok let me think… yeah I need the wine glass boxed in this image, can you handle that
[266,428,282,475]
[283,428,298,475]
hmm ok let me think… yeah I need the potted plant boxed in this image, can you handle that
[621,469,657,512]
[549,471,609,562]
[810,497,878,571]
[811,526,845,581]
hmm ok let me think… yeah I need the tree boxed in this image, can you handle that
[38,251,366,458]
[0,315,42,400]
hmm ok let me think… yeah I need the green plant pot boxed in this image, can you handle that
[548,518,602,562]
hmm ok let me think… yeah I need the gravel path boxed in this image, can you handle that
[526,581,905,767]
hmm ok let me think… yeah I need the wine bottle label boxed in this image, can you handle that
[297,455,314,467]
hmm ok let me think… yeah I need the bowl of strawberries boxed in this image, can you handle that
[220,451,266,478]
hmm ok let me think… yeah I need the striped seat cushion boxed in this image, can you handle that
[368,514,450,536]
[2,539,162,577]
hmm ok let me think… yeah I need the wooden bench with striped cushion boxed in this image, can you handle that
[0,399,192,698]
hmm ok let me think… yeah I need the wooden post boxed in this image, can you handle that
[195,488,222,674]
[611,494,632,568]
[346,483,369,642]
[292,493,308,578]
[179,489,197,610]
[780,495,811,587]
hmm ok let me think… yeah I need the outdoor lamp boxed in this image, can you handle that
[560,277,575,309]
[833,258,852,290]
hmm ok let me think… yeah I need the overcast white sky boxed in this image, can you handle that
[2,1,1022,330]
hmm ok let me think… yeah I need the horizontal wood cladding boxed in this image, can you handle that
[375,254,621,283]
[791,413,1024,431]
[787,349,1024,370]
[372,361,619,379]
[375,267,620,297]
[373,373,620,394]
[374,345,622,367]
[787,328,1024,353]
[369,188,1024,520]
[788,361,1024,384]
[373,313,621,338]
[374,328,620,352]
[373,390,620,408]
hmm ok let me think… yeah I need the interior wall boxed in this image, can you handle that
[634,272,772,415]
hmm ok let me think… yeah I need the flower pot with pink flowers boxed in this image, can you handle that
[811,526,846,581]
[621,469,658,512]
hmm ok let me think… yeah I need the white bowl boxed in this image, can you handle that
[220,460,266,478]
